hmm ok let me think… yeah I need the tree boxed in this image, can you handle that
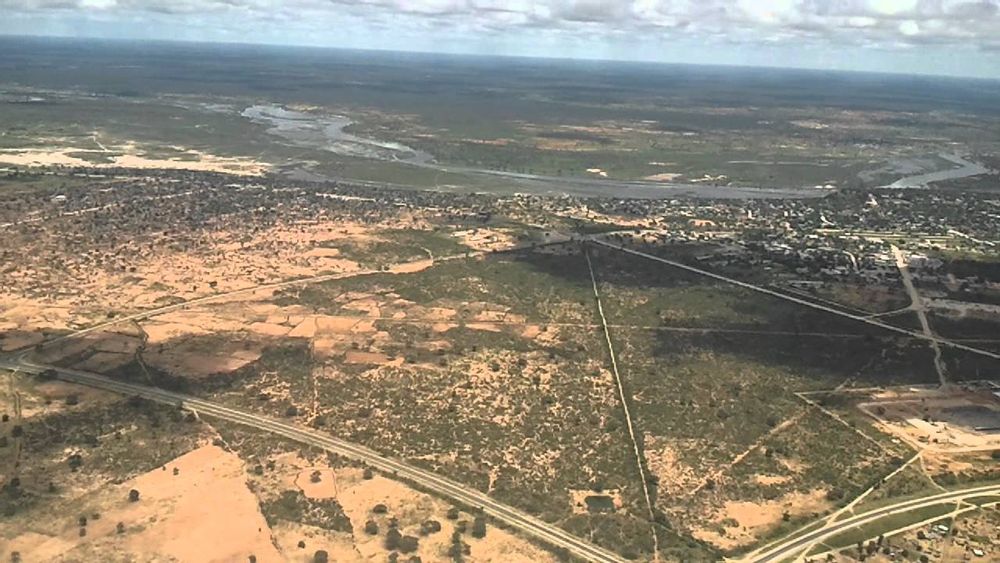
[128,489,140,502]
[420,520,441,535]
[373,503,388,514]
[386,528,402,550]
[399,535,419,553]
[364,520,379,535]
[448,533,465,561]
[363,467,374,480]
[313,550,328,563]
[471,516,487,539]
[446,507,460,520]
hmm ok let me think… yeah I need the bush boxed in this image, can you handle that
[364,520,379,535]
[128,489,140,502]
[471,516,487,539]
[313,550,328,563]
[398,536,419,553]
[386,528,402,550]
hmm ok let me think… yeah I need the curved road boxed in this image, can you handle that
[749,483,1000,562]
[1,358,626,563]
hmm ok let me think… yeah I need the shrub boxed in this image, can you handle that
[386,528,402,550]
[471,516,487,539]
[398,535,419,553]
[420,520,441,535]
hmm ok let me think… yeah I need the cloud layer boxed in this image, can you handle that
[3,1,1000,75]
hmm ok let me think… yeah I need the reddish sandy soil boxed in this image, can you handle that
[1,444,280,562]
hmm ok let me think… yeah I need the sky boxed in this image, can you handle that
[2,1,1000,79]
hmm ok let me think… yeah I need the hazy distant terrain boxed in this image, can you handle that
[2,37,998,194]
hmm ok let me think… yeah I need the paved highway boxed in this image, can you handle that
[0,358,626,563]
[749,483,1000,561]
[592,239,1000,362]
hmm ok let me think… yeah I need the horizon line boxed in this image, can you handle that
[2,32,999,84]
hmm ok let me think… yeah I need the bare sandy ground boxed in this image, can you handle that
[643,172,684,182]
[693,490,832,550]
[0,220,372,336]
[644,437,702,492]
[333,467,556,562]
[860,389,1000,452]
[147,339,263,378]
[454,228,517,252]
[7,380,118,420]
[2,444,281,562]
[256,453,555,562]
[0,146,268,176]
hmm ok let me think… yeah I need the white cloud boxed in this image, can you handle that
[869,0,918,15]
[79,0,117,8]
[3,0,1000,56]
[899,19,920,34]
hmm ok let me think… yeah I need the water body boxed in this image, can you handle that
[882,154,989,189]
[241,104,433,164]
[243,103,829,200]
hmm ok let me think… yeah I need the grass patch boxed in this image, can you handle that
[821,503,956,551]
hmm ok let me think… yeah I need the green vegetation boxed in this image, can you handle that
[261,489,353,533]
[820,503,956,551]
[276,249,598,325]
[329,228,469,267]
